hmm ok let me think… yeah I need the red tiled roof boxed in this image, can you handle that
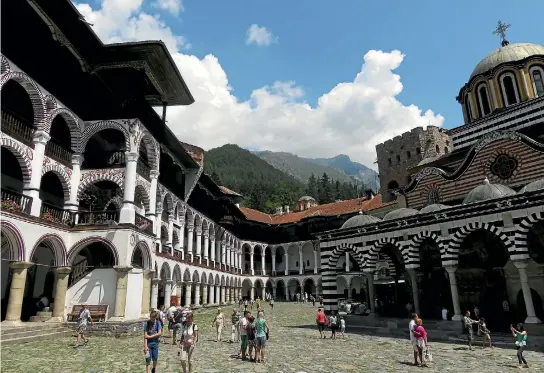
[239,194,395,225]
[181,142,204,166]
[219,186,243,197]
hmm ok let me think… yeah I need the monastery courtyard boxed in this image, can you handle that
[1,303,543,373]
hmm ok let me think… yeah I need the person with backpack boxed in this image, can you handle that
[255,310,270,363]
[171,306,184,344]
[144,311,162,373]
[328,311,339,340]
[246,315,257,361]
[179,312,198,373]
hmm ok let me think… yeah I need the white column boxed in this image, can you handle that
[514,260,542,323]
[209,285,216,305]
[445,265,462,321]
[226,244,231,269]
[164,280,173,306]
[210,235,216,264]
[215,285,220,305]
[150,278,160,310]
[195,226,202,263]
[407,269,421,315]
[167,215,174,253]
[203,230,210,265]
[250,247,255,276]
[261,248,266,275]
[313,250,318,274]
[299,247,303,275]
[148,171,159,233]
[119,152,138,223]
[194,284,201,306]
[221,241,227,268]
[231,248,236,271]
[201,284,208,306]
[24,131,50,216]
[488,79,499,110]
[154,209,162,253]
[284,253,289,276]
[367,273,375,313]
[184,282,192,307]
[238,252,243,274]
[65,154,83,211]
[187,225,194,261]
[271,248,277,275]
[250,287,255,300]
[220,286,226,304]
[345,252,350,272]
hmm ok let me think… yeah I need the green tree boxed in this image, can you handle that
[320,173,334,204]
[210,171,222,185]
[306,173,318,199]
[334,180,342,200]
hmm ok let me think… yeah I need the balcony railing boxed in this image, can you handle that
[40,202,74,226]
[45,138,72,167]
[137,158,151,181]
[77,210,119,225]
[135,213,154,235]
[1,188,33,214]
[1,109,34,147]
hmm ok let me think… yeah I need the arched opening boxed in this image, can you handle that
[131,246,144,269]
[78,181,121,224]
[264,246,273,274]
[158,151,185,201]
[477,84,492,116]
[191,271,199,305]
[418,238,449,319]
[287,279,301,301]
[500,73,520,107]
[373,244,408,317]
[242,278,252,300]
[255,280,263,299]
[1,80,35,145]
[137,139,151,180]
[527,221,544,264]
[286,245,299,276]
[516,289,544,325]
[46,116,73,166]
[301,243,315,274]
[265,280,274,298]
[82,129,126,170]
[303,278,315,297]
[68,241,116,289]
[274,246,285,275]
[350,276,366,302]
[1,226,24,321]
[1,146,33,214]
[457,229,510,331]
[243,244,252,275]
[160,225,169,253]
[386,180,399,202]
[275,280,286,301]
[254,246,263,275]
[531,67,544,97]
[39,171,68,223]
[336,276,348,299]
[134,185,150,219]
[464,94,473,122]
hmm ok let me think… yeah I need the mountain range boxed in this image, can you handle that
[253,151,379,191]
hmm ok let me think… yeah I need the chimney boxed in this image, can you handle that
[365,189,375,200]
[284,205,290,214]
[275,206,283,215]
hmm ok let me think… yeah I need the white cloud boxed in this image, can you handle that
[153,0,183,15]
[75,0,444,169]
[245,24,277,47]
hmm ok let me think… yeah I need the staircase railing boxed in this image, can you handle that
[68,257,90,288]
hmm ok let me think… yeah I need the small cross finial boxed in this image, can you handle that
[493,20,511,46]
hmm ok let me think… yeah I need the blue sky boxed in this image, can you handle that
[78,0,543,165]
[152,0,542,129]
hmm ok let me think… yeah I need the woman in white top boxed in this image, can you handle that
[179,312,198,373]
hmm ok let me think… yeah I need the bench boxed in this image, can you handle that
[67,304,109,322]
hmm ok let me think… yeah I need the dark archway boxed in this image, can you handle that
[78,180,121,224]
[303,278,315,297]
[68,241,116,287]
[1,80,35,146]
[1,147,24,193]
[275,280,286,301]
[516,289,544,325]
[82,129,126,170]
[46,116,73,166]
[419,238,449,319]
[527,221,544,264]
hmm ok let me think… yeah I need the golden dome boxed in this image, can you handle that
[470,43,544,80]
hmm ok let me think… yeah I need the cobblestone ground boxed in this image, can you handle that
[2,302,544,373]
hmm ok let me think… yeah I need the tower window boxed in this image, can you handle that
[406,151,411,159]
[464,94,473,122]
[444,147,449,154]
[477,84,492,116]
[500,72,520,106]
[416,147,421,155]
[388,158,392,166]
[435,145,440,153]
[396,155,401,163]
[446,140,450,146]
[530,66,544,97]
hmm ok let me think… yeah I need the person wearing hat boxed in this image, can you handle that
[212,308,226,342]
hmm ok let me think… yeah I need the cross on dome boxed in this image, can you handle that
[493,20,511,47]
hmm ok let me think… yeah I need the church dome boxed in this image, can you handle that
[519,178,544,194]
[298,196,315,201]
[341,212,381,229]
[463,178,516,204]
[470,43,544,80]
[419,204,450,214]
[383,208,419,221]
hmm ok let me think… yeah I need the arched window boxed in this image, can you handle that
[435,145,440,154]
[464,93,473,122]
[406,151,411,159]
[499,72,520,107]
[444,147,449,154]
[530,66,544,97]
[477,84,492,117]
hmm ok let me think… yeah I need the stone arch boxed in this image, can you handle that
[44,107,83,153]
[162,193,175,214]
[366,237,408,272]
[80,120,130,153]
[215,274,220,286]
[44,95,57,112]
[172,264,182,283]
[67,236,119,265]
[408,231,444,268]
[515,211,544,259]
[1,54,10,75]
[208,272,215,285]
[77,170,125,198]
[0,71,46,127]
[327,242,364,270]
[0,221,26,261]
[134,179,151,212]
[200,271,207,284]
[1,136,32,185]
[221,275,226,287]
[30,233,68,267]
[132,240,152,270]
[448,222,512,263]
[160,262,172,280]
[137,130,159,170]
[183,268,191,282]
[41,162,71,201]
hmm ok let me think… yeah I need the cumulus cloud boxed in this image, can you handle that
[153,0,183,15]
[75,0,444,168]
[245,24,277,47]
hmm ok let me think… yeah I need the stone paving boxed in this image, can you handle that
[2,302,544,373]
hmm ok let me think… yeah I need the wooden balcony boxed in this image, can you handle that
[45,138,72,167]
[76,210,119,225]
[1,188,33,215]
[1,109,34,147]
[40,202,74,226]
[135,213,154,235]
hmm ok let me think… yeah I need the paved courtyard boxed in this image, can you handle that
[2,302,544,373]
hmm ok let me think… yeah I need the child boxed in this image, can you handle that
[246,316,256,361]
[478,318,492,348]
[340,316,346,338]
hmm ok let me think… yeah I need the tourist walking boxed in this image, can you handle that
[246,315,257,361]
[239,311,249,359]
[463,311,479,351]
[212,308,226,342]
[231,308,241,343]
[166,303,177,339]
[511,323,529,369]
[179,312,198,373]
[316,307,327,339]
[172,306,184,344]
[340,316,346,338]
[478,318,492,348]
[412,318,428,367]
[269,297,274,311]
[329,311,339,340]
[75,304,93,347]
[255,310,270,363]
[409,313,418,363]
[144,311,162,373]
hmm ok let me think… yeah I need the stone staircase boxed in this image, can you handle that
[1,323,73,345]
